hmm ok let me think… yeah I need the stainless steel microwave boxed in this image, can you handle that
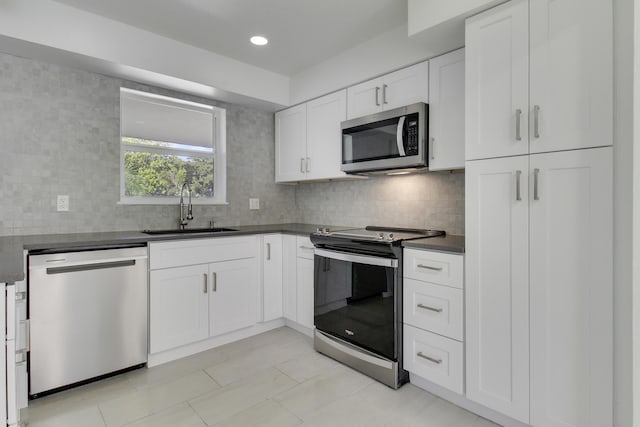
[340,103,428,174]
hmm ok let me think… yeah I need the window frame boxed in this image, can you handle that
[118,88,227,205]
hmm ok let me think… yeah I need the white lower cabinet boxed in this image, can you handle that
[281,235,315,332]
[262,234,283,322]
[403,248,464,395]
[404,324,464,394]
[465,147,613,426]
[209,258,259,337]
[150,264,210,354]
[149,237,259,355]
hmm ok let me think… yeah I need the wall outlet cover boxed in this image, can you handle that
[57,195,69,212]
[249,198,260,210]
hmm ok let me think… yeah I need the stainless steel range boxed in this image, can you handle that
[310,226,445,389]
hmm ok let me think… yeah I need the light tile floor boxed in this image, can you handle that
[23,327,501,427]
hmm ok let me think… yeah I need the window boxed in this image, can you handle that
[119,88,226,204]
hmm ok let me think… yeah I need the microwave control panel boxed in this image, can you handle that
[406,115,419,155]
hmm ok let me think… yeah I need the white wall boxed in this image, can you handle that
[613,0,635,425]
[0,0,290,109]
[289,24,437,105]
[408,0,504,35]
[634,0,640,424]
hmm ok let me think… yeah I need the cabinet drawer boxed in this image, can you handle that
[403,324,463,394]
[150,236,257,270]
[296,235,315,260]
[403,279,463,341]
[403,249,463,289]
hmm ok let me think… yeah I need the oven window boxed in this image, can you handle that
[313,255,396,360]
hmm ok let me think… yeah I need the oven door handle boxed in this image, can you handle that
[314,248,398,268]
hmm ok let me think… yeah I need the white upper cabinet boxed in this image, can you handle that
[347,61,429,119]
[275,90,351,183]
[465,155,530,423]
[306,90,348,180]
[529,0,613,153]
[466,0,612,160]
[529,147,613,427]
[465,0,529,160]
[275,104,307,182]
[428,48,466,171]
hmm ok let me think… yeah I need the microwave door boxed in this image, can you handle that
[396,116,406,157]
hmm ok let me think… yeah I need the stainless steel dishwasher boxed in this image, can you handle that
[28,245,148,397]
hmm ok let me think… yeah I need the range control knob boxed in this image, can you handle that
[378,232,384,239]
[316,227,323,234]
[387,233,394,240]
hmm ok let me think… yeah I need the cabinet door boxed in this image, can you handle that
[465,0,529,160]
[529,0,613,153]
[382,61,429,111]
[465,156,530,423]
[275,104,307,182]
[150,264,209,353]
[347,77,383,119]
[529,148,612,427]
[306,90,348,180]
[282,235,298,322]
[296,257,315,329]
[209,258,259,337]
[262,234,283,322]
[428,49,465,171]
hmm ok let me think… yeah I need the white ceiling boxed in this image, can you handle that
[51,0,408,76]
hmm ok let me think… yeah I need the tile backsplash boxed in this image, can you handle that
[0,52,296,236]
[0,52,464,237]
[295,173,465,235]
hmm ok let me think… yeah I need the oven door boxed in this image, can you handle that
[313,248,398,361]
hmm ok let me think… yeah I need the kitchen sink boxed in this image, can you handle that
[142,227,238,235]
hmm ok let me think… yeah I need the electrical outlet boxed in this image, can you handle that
[249,198,260,210]
[57,195,69,212]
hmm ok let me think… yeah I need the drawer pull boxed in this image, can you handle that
[417,352,442,364]
[299,246,314,250]
[417,303,443,313]
[417,264,443,271]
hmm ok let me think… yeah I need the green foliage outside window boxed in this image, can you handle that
[124,151,214,198]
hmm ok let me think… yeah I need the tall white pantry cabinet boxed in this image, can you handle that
[464,0,613,426]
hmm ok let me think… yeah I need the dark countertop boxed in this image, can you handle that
[0,224,465,283]
[0,223,352,283]
[402,234,465,253]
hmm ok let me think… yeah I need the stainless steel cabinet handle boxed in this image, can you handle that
[212,272,217,292]
[417,303,443,313]
[306,157,310,173]
[516,170,522,201]
[534,168,540,200]
[15,291,26,302]
[375,86,380,106]
[266,243,271,260]
[534,105,541,138]
[515,109,523,141]
[430,137,435,160]
[203,273,208,293]
[417,264,442,271]
[300,158,305,173]
[417,352,442,364]
[299,245,314,250]
[382,84,388,104]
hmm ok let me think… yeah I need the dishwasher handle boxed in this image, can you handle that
[46,259,136,275]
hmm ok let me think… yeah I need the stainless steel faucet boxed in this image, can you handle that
[179,183,193,229]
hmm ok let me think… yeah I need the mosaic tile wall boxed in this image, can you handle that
[294,172,465,235]
[0,52,465,237]
[0,53,296,236]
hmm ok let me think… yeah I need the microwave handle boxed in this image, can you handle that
[396,116,406,157]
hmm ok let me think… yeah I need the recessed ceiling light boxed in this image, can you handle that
[250,35,268,46]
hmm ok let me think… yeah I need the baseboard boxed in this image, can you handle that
[409,374,531,427]
[284,319,314,337]
[148,318,286,367]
